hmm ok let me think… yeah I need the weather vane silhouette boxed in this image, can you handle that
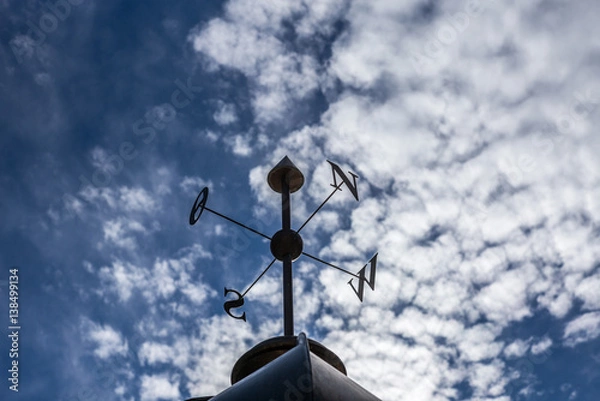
[189,156,378,336]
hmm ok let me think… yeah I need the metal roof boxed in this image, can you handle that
[187,333,381,401]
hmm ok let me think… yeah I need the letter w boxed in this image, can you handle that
[348,253,378,302]
[327,160,359,201]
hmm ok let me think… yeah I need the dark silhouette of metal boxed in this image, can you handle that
[267,156,305,335]
[191,187,270,240]
[189,156,379,335]
[223,288,246,321]
[349,253,378,302]
[186,333,382,400]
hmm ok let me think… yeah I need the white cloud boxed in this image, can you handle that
[98,245,214,304]
[459,247,505,285]
[213,101,238,125]
[181,281,212,305]
[503,339,529,358]
[138,339,192,368]
[203,129,220,143]
[531,337,552,355]
[85,321,129,359]
[140,374,180,401]
[226,133,254,156]
[574,273,600,310]
[139,342,173,365]
[457,324,503,362]
[189,0,332,124]
[469,361,506,397]
[119,187,157,212]
[184,315,279,396]
[102,217,147,250]
[34,72,53,86]
[474,265,539,324]
[564,312,600,347]
[79,185,118,209]
[84,1,600,400]
[179,176,213,194]
[227,0,600,391]
[99,260,146,302]
[77,184,161,216]
[9,34,37,62]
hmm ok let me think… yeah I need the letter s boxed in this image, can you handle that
[223,288,246,322]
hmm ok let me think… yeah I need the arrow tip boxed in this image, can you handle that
[267,156,305,193]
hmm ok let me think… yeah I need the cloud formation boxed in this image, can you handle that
[187,0,600,399]
[6,1,597,401]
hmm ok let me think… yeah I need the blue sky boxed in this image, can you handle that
[1,0,600,400]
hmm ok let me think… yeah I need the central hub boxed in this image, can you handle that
[270,229,303,261]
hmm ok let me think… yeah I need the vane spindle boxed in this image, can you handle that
[267,156,305,336]
[281,176,294,336]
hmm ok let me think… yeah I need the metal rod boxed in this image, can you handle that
[241,258,277,298]
[282,180,291,231]
[297,183,343,234]
[281,175,293,336]
[283,254,293,336]
[204,206,272,240]
[301,251,361,279]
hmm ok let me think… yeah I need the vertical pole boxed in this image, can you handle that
[281,175,294,336]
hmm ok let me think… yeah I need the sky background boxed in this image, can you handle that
[1,0,600,400]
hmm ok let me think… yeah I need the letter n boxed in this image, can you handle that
[348,253,377,302]
[327,160,359,201]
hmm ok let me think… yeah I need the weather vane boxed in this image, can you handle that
[189,156,378,336]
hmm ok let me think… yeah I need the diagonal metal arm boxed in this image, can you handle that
[296,182,343,234]
[241,258,277,298]
[203,206,272,240]
[300,251,360,279]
